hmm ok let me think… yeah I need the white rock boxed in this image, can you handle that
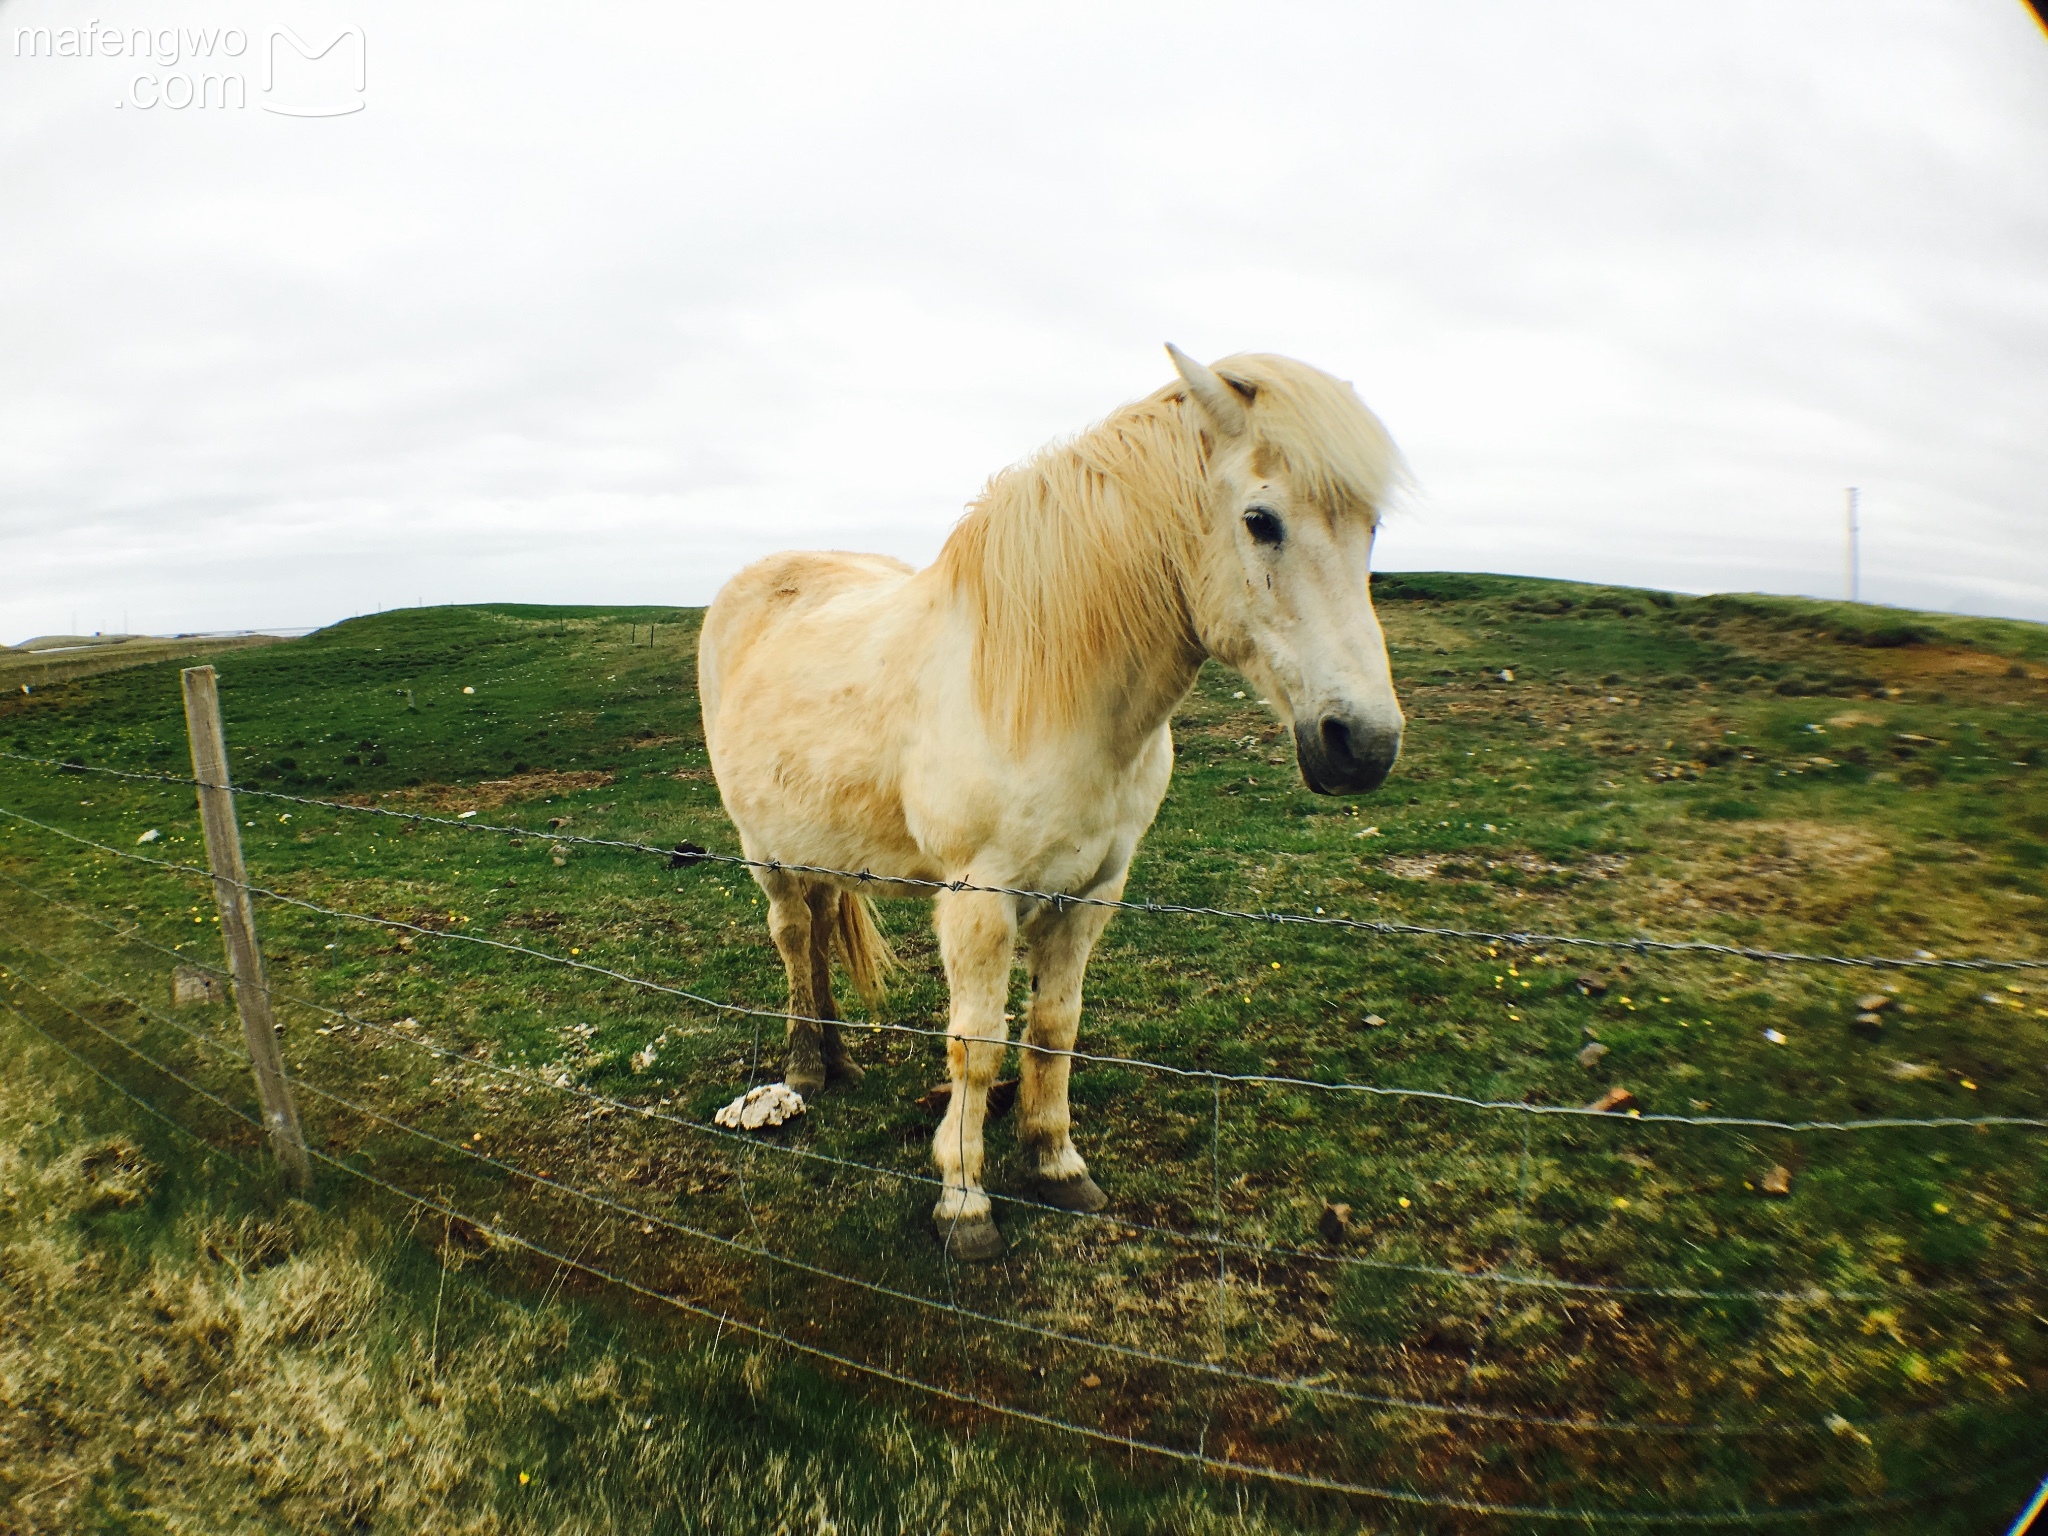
[137,828,161,844]
[715,1082,806,1131]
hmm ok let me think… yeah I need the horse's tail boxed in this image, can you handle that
[834,890,896,1007]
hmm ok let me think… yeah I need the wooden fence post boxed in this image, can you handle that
[181,665,311,1188]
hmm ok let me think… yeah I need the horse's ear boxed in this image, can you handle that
[1165,344,1248,439]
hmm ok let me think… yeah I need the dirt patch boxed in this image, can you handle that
[1878,645,2037,683]
[362,770,615,814]
[1381,612,1476,653]
[1741,819,1891,871]
[1381,853,1628,882]
[1649,819,1893,921]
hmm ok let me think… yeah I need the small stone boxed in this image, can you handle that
[1587,1085,1637,1114]
[1318,1201,1353,1244]
[1855,994,1891,1013]
[1576,975,1608,998]
[1577,1041,1610,1069]
[136,828,161,844]
[1079,1373,1102,1389]
[1759,1165,1793,1197]
[551,845,569,866]
[1362,1014,1387,1028]
[1885,1060,1936,1081]
[1851,1012,1883,1039]
[171,966,224,1008]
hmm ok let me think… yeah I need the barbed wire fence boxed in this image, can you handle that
[1,719,2045,1528]
[6,745,2046,975]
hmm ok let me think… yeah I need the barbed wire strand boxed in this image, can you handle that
[0,861,2030,1309]
[4,748,2042,974]
[6,801,2044,1139]
[26,945,1541,1435]
[0,988,1980,1529]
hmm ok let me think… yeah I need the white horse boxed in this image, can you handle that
[698,346,1405,1259]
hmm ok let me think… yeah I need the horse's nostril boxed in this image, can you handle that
[1320,716,1355,766]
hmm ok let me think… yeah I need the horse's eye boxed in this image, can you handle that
[1243,507,1284,547]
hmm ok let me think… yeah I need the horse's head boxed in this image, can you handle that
[1169,345,1406,795]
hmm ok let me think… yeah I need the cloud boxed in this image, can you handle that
[2,0,2044,640]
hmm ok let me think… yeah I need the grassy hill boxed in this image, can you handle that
[1,577,2043,1533]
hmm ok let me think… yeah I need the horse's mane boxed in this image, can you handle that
[935,353,1400,743]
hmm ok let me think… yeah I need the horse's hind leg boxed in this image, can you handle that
[931,888,1017,1260]
[804,884,862,1085]
[1017,901,1113,1212]
[761,872,828,1096]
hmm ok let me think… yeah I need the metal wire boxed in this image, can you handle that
[0,984,1985,1528]
[4,747,2042,974]
[0,869,2029,1326]
[7,802,2044,1138]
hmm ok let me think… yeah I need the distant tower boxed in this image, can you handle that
[1845,488,1860,604]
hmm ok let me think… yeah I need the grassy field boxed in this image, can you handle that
[1,576,2044,1533]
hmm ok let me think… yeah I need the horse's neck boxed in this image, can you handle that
[1081,620,1205,760]
[994,538,1205,764]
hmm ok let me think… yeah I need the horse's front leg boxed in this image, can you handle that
[930,888,1016,1261]
[1017,899,1114,1212]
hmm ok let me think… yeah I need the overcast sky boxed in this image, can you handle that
[2,0,2044,643]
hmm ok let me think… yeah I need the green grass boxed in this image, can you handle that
[2,580,2045,1533]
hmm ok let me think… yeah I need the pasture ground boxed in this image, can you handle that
[1,576,2044,1533]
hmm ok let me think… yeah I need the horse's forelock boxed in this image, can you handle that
[1214,353,1404,521]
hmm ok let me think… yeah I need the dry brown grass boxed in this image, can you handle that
[0,1024,1330,1535]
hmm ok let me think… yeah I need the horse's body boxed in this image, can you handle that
[699,347,1405,1258]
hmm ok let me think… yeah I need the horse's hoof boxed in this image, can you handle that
[825,1056,865,1088]
[1030,1173,1108,1213]
[937,1214,1005,1262]
[783,1062,827,1099]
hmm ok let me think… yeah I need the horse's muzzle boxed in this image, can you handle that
[1294,715,1401,795]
